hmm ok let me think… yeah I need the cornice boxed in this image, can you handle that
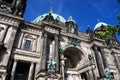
[0,12,23,26]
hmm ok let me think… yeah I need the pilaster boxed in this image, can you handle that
[100,46,108,68]
[41,31,48,71]
[28,62,34,80]
[93,45,105,78]
[11,59,17,80]
[54,34,59,72]
[114,54,120,73]
[17,32,24,48]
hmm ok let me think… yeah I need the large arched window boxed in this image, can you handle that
[63,47,82,68]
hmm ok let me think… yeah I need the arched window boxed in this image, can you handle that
[63,47,82,68]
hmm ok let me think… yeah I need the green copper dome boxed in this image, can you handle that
[32,13,66,24]
[94,22,108,31]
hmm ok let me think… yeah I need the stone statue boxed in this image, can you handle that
[47,58,56,72]
[15,0,22,8]
[14,0,26,16]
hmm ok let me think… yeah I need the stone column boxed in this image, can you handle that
[32,38,37,52]
[28,62,34,80]
[12,0,16,6]
[93,45,105,78]
[88,69,94,80]
[21,38,26,49]
[100,47,108,68]
[79,74,82,80]
[54,34,59,72]
[11,59,17,80]
[36,35,41,52]
[4,27,12,44]
[38,38,44,72]
[0,25,8,42]
[34,62,39,79]
[114,54,120,73]
[17,32,24,48]
[86,71,90,80]
[51,41,55,58]
[61,55,67,80]
[41,31,48,71]
[69,74,73,80]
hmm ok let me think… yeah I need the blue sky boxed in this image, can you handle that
[24,0,120,41]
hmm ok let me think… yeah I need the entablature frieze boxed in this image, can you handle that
[45,26,59,34]
[21,29,42,36]
[61,32,89,43]
[13,48,41,58]
[0,12,23,27]
[37,21,62,34]
[13,54,40,63]
[111,49,120,55]
[42,21,63,30]
[66,62,94,75]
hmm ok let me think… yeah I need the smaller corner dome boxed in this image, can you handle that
[31,13,66,24]
[94,22,108,31]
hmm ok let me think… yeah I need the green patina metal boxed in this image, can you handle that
[47,58,56,72]
[68,38,80,46]
[60,45,69,54]
[67,16,76,23]
[88,53,93,61]
[70,26,75,34]
[60,38,80,53]
[104,67,111,80]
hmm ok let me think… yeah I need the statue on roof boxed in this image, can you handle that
[68,16,76,23]
[68,16,73,21]
[13,0,26,17]
[70,26,75,34]
[49,7,53,15]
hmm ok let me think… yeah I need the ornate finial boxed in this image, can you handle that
[97,20,100,22]
[68,16,76,23]
[49,7,53,14]
[68,16,73,21]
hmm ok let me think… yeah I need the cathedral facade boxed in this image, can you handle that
[0,0,120,80]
